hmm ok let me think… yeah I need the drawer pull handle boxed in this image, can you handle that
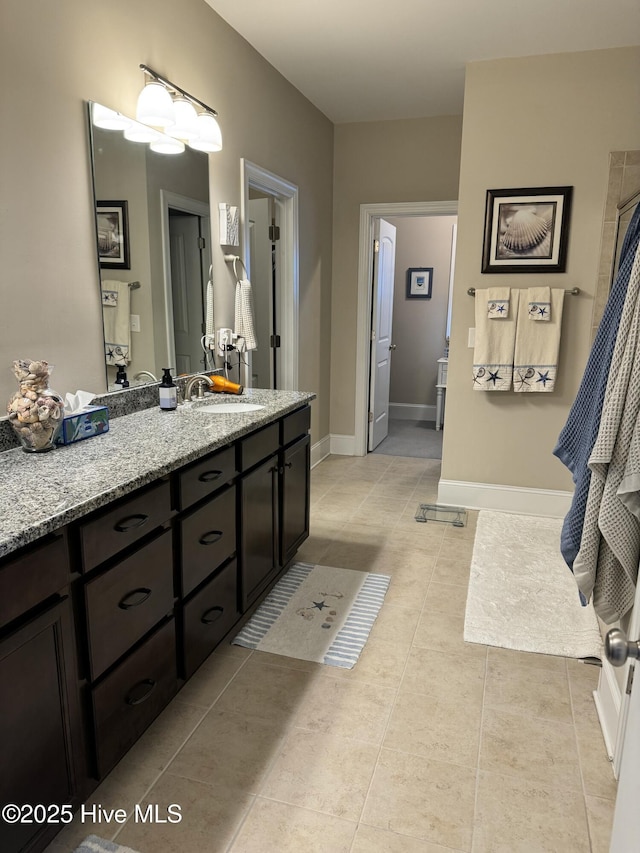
[125,678,157,706]
[114,513,149,533]
[199,530,223,546]
[118,587,152,610]
[198,470,223,483]
[201,606,224,624]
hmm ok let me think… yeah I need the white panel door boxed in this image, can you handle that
[610,635,640,852]
[169,213,205,375]
[368,218,397,451]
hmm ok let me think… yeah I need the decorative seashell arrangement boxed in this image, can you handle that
[7,359,64,452]
[501,210,549,253]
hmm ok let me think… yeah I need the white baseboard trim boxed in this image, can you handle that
[329,434,358,456]
[594,660,622,769]
[389,403,436,421]
[311,435,331,469]
[437,479,573,518]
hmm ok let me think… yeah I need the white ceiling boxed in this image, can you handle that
[203,0,639,123]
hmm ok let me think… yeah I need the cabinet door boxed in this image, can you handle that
[0,598,82,853]
[280,434,311,566]
[240,454,279,611]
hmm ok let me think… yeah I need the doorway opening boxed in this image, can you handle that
[241,160,299,391]
[160,191,211,376]
[356,201,458,458]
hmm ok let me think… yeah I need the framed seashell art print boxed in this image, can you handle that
[481,186,572,274]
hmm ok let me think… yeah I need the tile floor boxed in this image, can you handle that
[47,454,617,853]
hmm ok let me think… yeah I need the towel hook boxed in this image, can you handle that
[223,253,248,283]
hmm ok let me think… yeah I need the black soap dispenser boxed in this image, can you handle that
[114,366,129,388]
[159,368,178,411]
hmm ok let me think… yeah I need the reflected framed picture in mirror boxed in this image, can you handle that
[96,200,130,269]
[406,267,433,299]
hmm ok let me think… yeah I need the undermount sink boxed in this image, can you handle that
[194,402,265,414]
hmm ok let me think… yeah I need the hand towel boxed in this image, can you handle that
[571,241,640,622]
[553,202,640,571]
[205,278,215,339]
[487,287,511,319]
[513,288,564,392]
[472,288,519,390]
[527,286,551,321]
[234,279,257,351]
[101,280,130,366]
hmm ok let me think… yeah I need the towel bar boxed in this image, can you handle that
[467,286,580,297]
[128,281,141,290]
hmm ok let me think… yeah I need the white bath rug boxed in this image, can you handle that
[232,562,390,668]
[464,510,602,659]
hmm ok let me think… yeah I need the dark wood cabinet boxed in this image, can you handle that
[181,558,239,679]
[240,453,280,610]
[280,433,311,566]
[91,618,177,778]
[239,406,311,611]
[1,401,311,853]
[84,529,174,681]
[0,596,82,853]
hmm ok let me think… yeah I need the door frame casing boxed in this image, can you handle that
[355,200,458,456]
[241,159,299,391]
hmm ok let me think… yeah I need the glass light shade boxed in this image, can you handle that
[124,121,162,143]
[92,103,132,131]
[149,133,185,154]
[136,81,175,128]
[166,97,199,141]
[189,113,223,152]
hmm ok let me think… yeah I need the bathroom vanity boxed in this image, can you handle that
[0,388,313,853]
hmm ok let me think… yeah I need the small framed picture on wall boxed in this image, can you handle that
[406,267,433,299]
[96,200,130,269]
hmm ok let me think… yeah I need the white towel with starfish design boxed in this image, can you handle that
[513,288,564,392]
[473,288,518,390]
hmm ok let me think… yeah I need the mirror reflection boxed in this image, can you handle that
[89,102,213,389]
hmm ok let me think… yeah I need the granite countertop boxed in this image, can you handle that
[0,388,315,560]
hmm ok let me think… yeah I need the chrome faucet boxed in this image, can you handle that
[184,374,214,400]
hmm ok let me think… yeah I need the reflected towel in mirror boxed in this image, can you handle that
[101,280,131,366]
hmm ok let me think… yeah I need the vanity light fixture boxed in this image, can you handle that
[135,80,176,129]
[136,64,222,153]
[123,120,162,144]
[190,112,223,153]
[92,103,133,131]
[149,133,185,155]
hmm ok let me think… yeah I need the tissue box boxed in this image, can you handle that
[56,406,109,446]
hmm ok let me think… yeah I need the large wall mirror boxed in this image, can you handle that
[88,102,214,388]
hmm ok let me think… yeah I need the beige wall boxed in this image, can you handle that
[330,116,463,434]
[443,47,640,492]
[0,0,333,443]
[388,215,456,407]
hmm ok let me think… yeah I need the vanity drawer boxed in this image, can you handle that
[0,531,69,630]
[280,405,310,447]
[92,618,177,779]
[238,423,279,472]
[79,479,171,572]
[178,445,236,510]
[182,558,239,679]
[180,484,236,597]
[84,529,174,680]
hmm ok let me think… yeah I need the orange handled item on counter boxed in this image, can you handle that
[207,375,244,395]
